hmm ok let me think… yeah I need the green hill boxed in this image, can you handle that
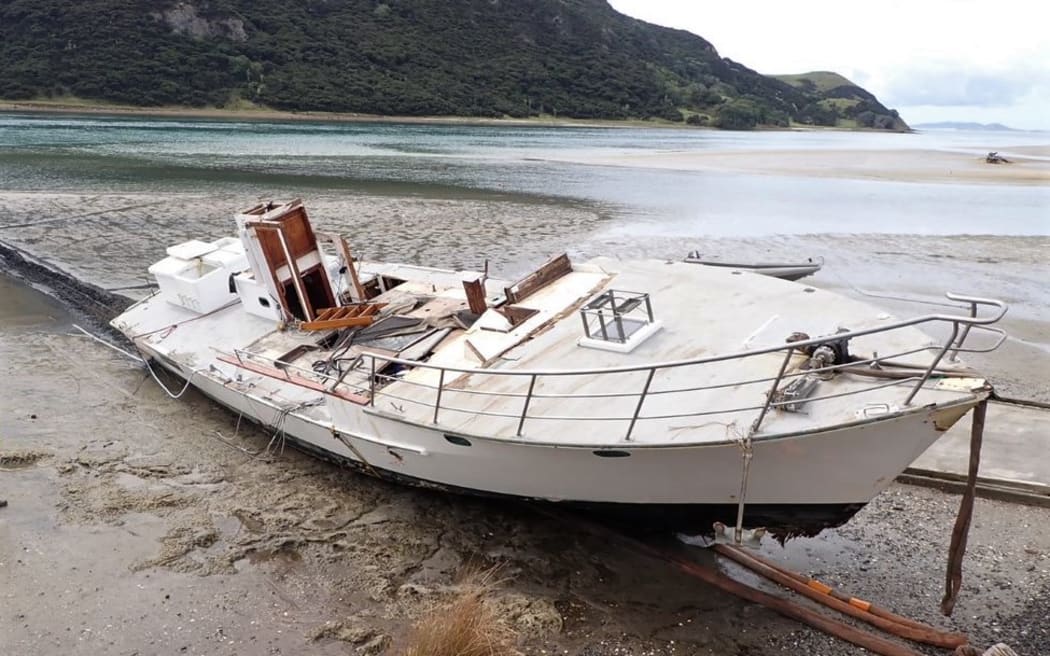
[773,71,857,93]
[0,0,907,130]
[773,71,904,130]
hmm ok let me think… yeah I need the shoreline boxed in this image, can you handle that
[0,99,907,133]
[0,99,685,129]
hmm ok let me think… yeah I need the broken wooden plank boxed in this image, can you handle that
[318,232,368,302]
[504,253,572,304]
[300,315,377,331]
[497,305,539,327]
[463,277,488,314]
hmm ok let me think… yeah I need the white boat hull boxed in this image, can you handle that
[683,254,823,281]
[112,206,1001,538]
[149,346,973,535]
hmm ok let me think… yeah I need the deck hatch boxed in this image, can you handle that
[578,290,663,353]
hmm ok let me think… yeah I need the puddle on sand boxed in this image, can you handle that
[0,271,73,332]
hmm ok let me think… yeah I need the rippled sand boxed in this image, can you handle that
[547,147,1050,185]
[0,191,605,289]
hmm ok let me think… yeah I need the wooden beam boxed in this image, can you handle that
[462,277,488,314]
[504,253,572,304]
[320,232,368,302]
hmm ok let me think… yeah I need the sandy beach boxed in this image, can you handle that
[553,147,1050,185]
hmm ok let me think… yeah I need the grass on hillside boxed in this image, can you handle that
[818,97,860,110]
[773,71,857,91]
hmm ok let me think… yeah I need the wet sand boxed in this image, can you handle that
[550,147,1050,185]
[2,275,1049,655]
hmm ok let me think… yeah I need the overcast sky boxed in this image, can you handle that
[608,0,1050,130]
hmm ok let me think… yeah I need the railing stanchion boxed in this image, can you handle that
[517,374,538,436]
[433,368,446,424]
[369,356,376,406]
[905,323,959,406]
[949,302,978,362]
[749,347,795,435]
[625,368,656,441]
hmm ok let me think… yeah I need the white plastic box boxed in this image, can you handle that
[148,238,249,314]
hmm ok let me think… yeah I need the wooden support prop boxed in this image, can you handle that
[651,547,928,656]
[529,505,931,656]
[942,399,987,616]
[463,277,488,315]
[504,253,571,304]
[720,545,940,633]
[713,545,968,649]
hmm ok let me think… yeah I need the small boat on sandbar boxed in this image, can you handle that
[684,251,824,281]
[112,200,1007,538]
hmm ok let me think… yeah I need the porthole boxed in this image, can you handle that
[444,435,472,447]
[593,450,631,458]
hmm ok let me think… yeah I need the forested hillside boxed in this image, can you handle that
[0,0,907,130]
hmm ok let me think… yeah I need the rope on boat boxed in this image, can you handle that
[72,323,143,362]
[261,398,325,459]
[941,399,988,616]
[331,429,383,479]
[141,353,195,399]
[733,432,754,545]
[126,298,241,340]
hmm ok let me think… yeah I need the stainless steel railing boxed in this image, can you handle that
[231,293,1007,441]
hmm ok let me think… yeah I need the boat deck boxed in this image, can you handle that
[372,258,984,445]
[116,257,996,449]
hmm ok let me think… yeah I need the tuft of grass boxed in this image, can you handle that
[400,570,516,656]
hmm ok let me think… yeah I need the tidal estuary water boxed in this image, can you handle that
[1,113,1048,237]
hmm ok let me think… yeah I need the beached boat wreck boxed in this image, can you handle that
[112,200,1007,537]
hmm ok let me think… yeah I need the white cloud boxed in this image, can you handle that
[881,64,1048,108]
[608,0,1050,129]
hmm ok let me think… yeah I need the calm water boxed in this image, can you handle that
[0,112,1047,236]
